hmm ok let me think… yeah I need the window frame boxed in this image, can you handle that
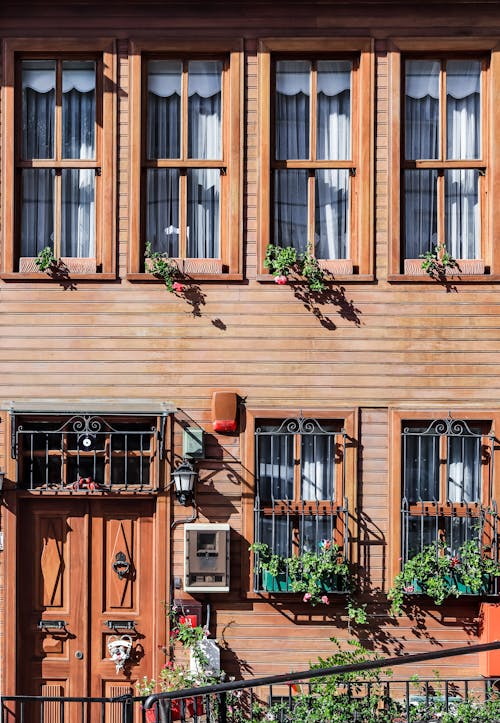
[388,38,500,280]
[257,38,374,281]
[128,39,243,280]
[243,408,357,596]
[1,38,116,279]
[389,409,500,584]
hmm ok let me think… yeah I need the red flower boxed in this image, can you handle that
[450,556,460,568]
[274,275,287,285]
[172,281,185,292]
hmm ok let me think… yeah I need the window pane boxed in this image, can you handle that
[20,169,55,257]
[275,60,310,160]
[301,435,335,500]
[146,169,180,256]
[315,169,349,259]
[405,60,440,160]
[188,60,222,159]
[301,515,334,553]
[403,169,438,258]
[404,430,439,503]
[447,431,482,502]
[407,516,437,559]
[257,432,294,501]
[444,517,479,555]
[62,61,96,159]
[273,169,308,251]
[317,60,351,160]
[445,169,480,259]
[147,60,182,159]
[187,168,220,257]
[61,169,95,257]
[22,60,55,159]
[260,516,292,558]
[446,60,481,160]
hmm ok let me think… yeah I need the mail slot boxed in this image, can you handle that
[184,524,230,592]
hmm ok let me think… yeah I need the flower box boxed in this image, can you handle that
[403,258,485,276]
[406,574,490,597]
[145,696,204,722]
[261,570,346,594]
[19,257,97,273]
[145,257,223,275]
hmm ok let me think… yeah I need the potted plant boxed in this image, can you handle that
[250,540,367,623]
[388,539,500,616]
[145,242,187,293]
[138,603,222,722]
[264,243,327,291]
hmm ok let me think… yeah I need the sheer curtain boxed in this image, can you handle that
[146,60,221,258]
[301,434,335,501]
[21,60,95,258]
[404,59,481,258]
[274,60,351,258]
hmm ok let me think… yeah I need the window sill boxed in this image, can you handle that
[387,273,499,283]
[256,273,374,283]
[127,272,244,282]
[0,272,116,281]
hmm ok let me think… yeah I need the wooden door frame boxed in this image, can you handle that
[1,491,168,697]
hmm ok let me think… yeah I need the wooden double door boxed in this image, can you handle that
[18,499,157,715]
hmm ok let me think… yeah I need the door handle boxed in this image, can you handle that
[37,620,67,630]
[112,551,130,580]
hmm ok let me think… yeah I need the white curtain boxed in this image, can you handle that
[21,60,95,258]
[257,433,294,502]
[274,60,351,259]
[404,59,480,259]
[146,60,221,258]
[301,434,334,501]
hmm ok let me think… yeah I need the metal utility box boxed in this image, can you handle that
[184,524,230,592]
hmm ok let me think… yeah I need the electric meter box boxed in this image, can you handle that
[184,523,230,592]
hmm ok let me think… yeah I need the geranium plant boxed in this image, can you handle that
[35,246,59,272]
[420,243,458,279]
[264,243,327,292]
[388,539,500,615]
[145,242,186,293]
[250,540,367,623]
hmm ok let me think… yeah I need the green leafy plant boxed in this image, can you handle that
[420,243,458,279]
[35,246,58,272]
[264,243,327,292]
[388,539,500,615]
[250,540,367,623]
[145,241,186,293]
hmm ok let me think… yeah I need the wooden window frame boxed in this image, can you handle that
[128,39,243,280]
[388,38,500,281]
[1,38,116,280]
[242,408,357,597]
[257,38,374,281]
[389,409,500,585]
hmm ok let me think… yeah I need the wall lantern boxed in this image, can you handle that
[171,459,198,505]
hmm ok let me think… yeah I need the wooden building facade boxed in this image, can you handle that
[1,0,500,703]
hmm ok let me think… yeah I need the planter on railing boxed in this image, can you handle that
[261,570,347,594]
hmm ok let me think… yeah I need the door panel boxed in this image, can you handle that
[19,499,156,718]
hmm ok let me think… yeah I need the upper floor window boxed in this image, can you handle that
[388,40,500,279]
[403,58,485,268]
[128,41,243,278]
[1,40,115,277]
[258,39,373,279]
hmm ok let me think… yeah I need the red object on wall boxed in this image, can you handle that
[479,602,500,676]
[212,391,238,433]
[179,614,198,628]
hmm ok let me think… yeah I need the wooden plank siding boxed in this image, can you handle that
[1,0,500,691]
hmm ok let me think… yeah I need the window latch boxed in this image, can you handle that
[219,167,227,176]
[349,167,356,177]
[95,167,102,176]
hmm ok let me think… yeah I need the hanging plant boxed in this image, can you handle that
[264,243,327,292]
[420,244,458,279]
[145,242,186,293]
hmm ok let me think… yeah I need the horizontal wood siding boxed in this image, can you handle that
[1,0,500,686]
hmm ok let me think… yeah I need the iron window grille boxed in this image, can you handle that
[11,413,166,491]
[253,415,349,592]
[401,415,498,569]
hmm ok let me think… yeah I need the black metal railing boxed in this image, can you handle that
[3,642,500,722]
